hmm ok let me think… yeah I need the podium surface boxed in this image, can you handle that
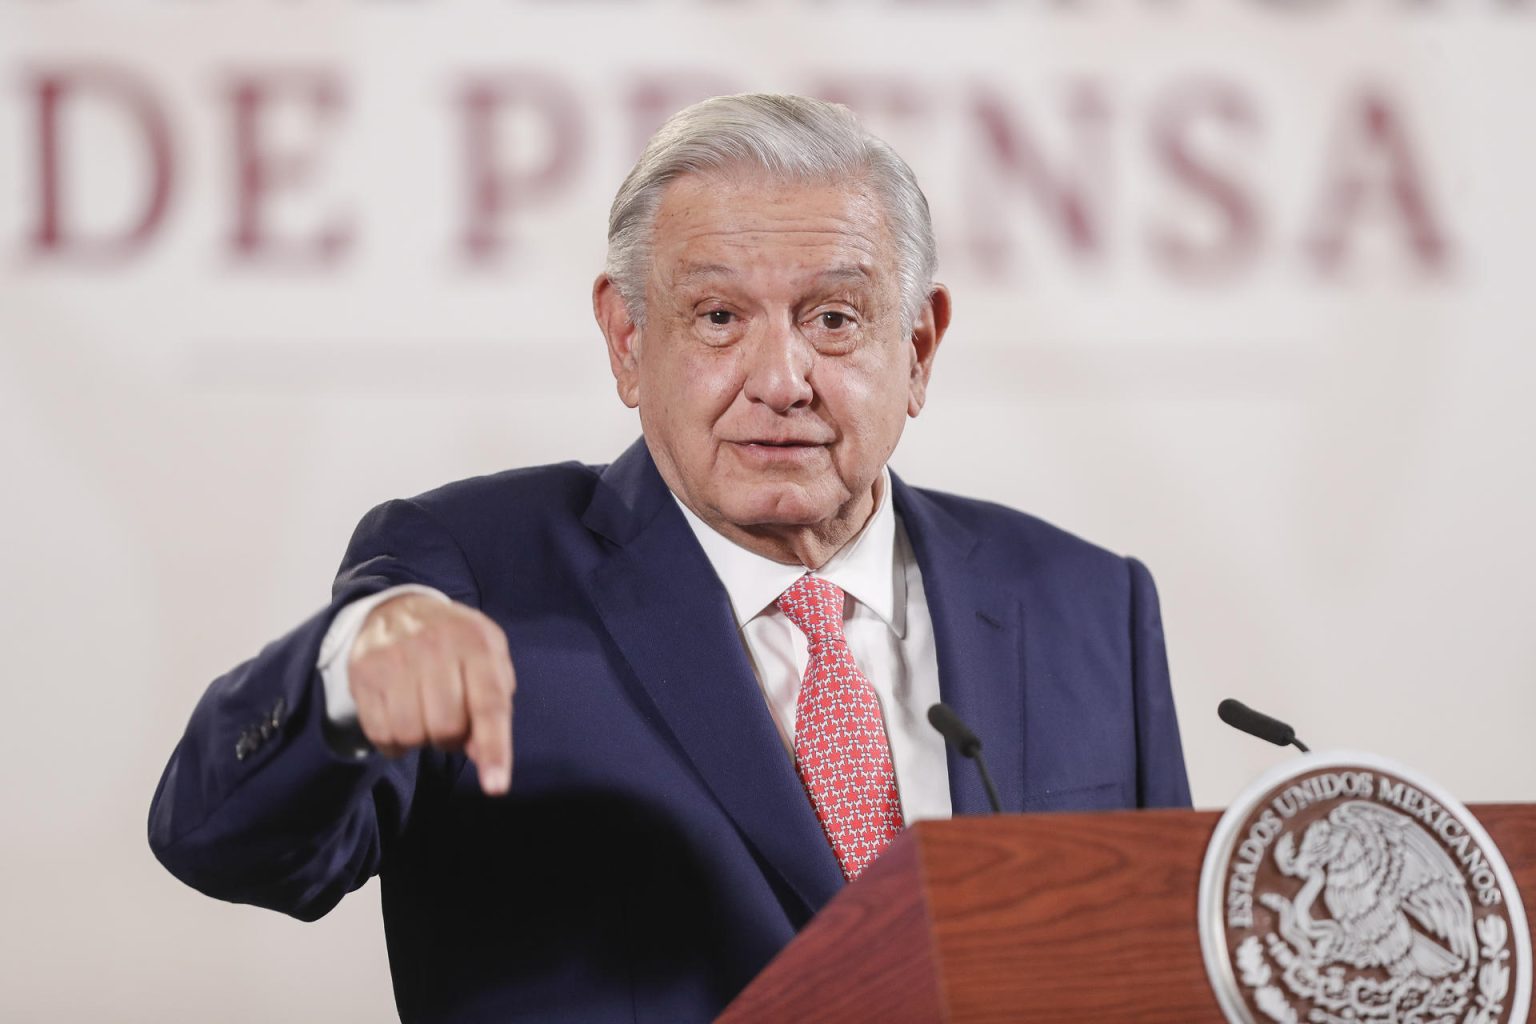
[719,806,1536,1023]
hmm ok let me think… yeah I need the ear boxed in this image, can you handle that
[906,283,952,417]
[593,274,643,408]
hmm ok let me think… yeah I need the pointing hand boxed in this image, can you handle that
[347,593,515,795]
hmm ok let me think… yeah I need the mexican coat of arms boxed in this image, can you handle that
[1199,753,1530,1024]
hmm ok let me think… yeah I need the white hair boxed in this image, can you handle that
[604,93,937,332]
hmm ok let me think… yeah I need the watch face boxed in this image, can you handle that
[1199,751,1530,1024]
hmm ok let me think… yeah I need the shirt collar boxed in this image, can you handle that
[672,467,905,637]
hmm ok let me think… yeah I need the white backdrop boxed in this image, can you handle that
[3,1,1534,1019]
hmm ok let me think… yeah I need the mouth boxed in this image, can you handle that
[727,438,829,462]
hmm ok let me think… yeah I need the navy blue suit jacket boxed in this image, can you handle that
[149,439,1190,1022]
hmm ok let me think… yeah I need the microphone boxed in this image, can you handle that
[1217,699,1310,753]
[927,702,1003,814]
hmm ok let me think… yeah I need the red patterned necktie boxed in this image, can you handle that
[777,574,905,880]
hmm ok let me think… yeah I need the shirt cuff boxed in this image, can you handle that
[317,584,451,737]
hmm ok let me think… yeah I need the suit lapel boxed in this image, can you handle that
[891,474,1027,817]
[580,441,845,916]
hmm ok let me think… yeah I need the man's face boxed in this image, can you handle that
[595,171,948,562]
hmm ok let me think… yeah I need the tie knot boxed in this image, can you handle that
[777,574,846,644]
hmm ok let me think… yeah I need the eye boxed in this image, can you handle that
[705,310,735,326]
[818,311,853,330]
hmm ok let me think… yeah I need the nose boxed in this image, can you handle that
[741,315,814,412]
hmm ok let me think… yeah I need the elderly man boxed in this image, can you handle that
[149,94,1189,1023]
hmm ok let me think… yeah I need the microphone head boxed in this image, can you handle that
[927,702,982,758]
[1218,698,1298,748]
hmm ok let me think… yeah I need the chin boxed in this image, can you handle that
[720,482,842,529]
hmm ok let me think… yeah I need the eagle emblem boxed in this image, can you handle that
[1263,801,1477,981]
[1197,755,1529,1024]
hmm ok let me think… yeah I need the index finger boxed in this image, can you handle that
[462,648,514,795]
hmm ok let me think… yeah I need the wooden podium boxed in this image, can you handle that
[718,806,1536,1023]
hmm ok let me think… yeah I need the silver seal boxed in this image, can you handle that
[1199,751,1530,1024]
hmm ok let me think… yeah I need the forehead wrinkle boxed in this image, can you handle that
[670,259,881,292]
[811,265,877,287]
[672,230,884,268]
[656,171,890,235]
[671,262,738,287]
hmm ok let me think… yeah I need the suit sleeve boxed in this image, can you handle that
[147,498,481,921]
[1127,557,1193,808]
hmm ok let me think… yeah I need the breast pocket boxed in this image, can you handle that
[1019,779,1126,813]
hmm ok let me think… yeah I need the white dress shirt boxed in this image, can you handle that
[670,470,950,824]
[320,468,952,824]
